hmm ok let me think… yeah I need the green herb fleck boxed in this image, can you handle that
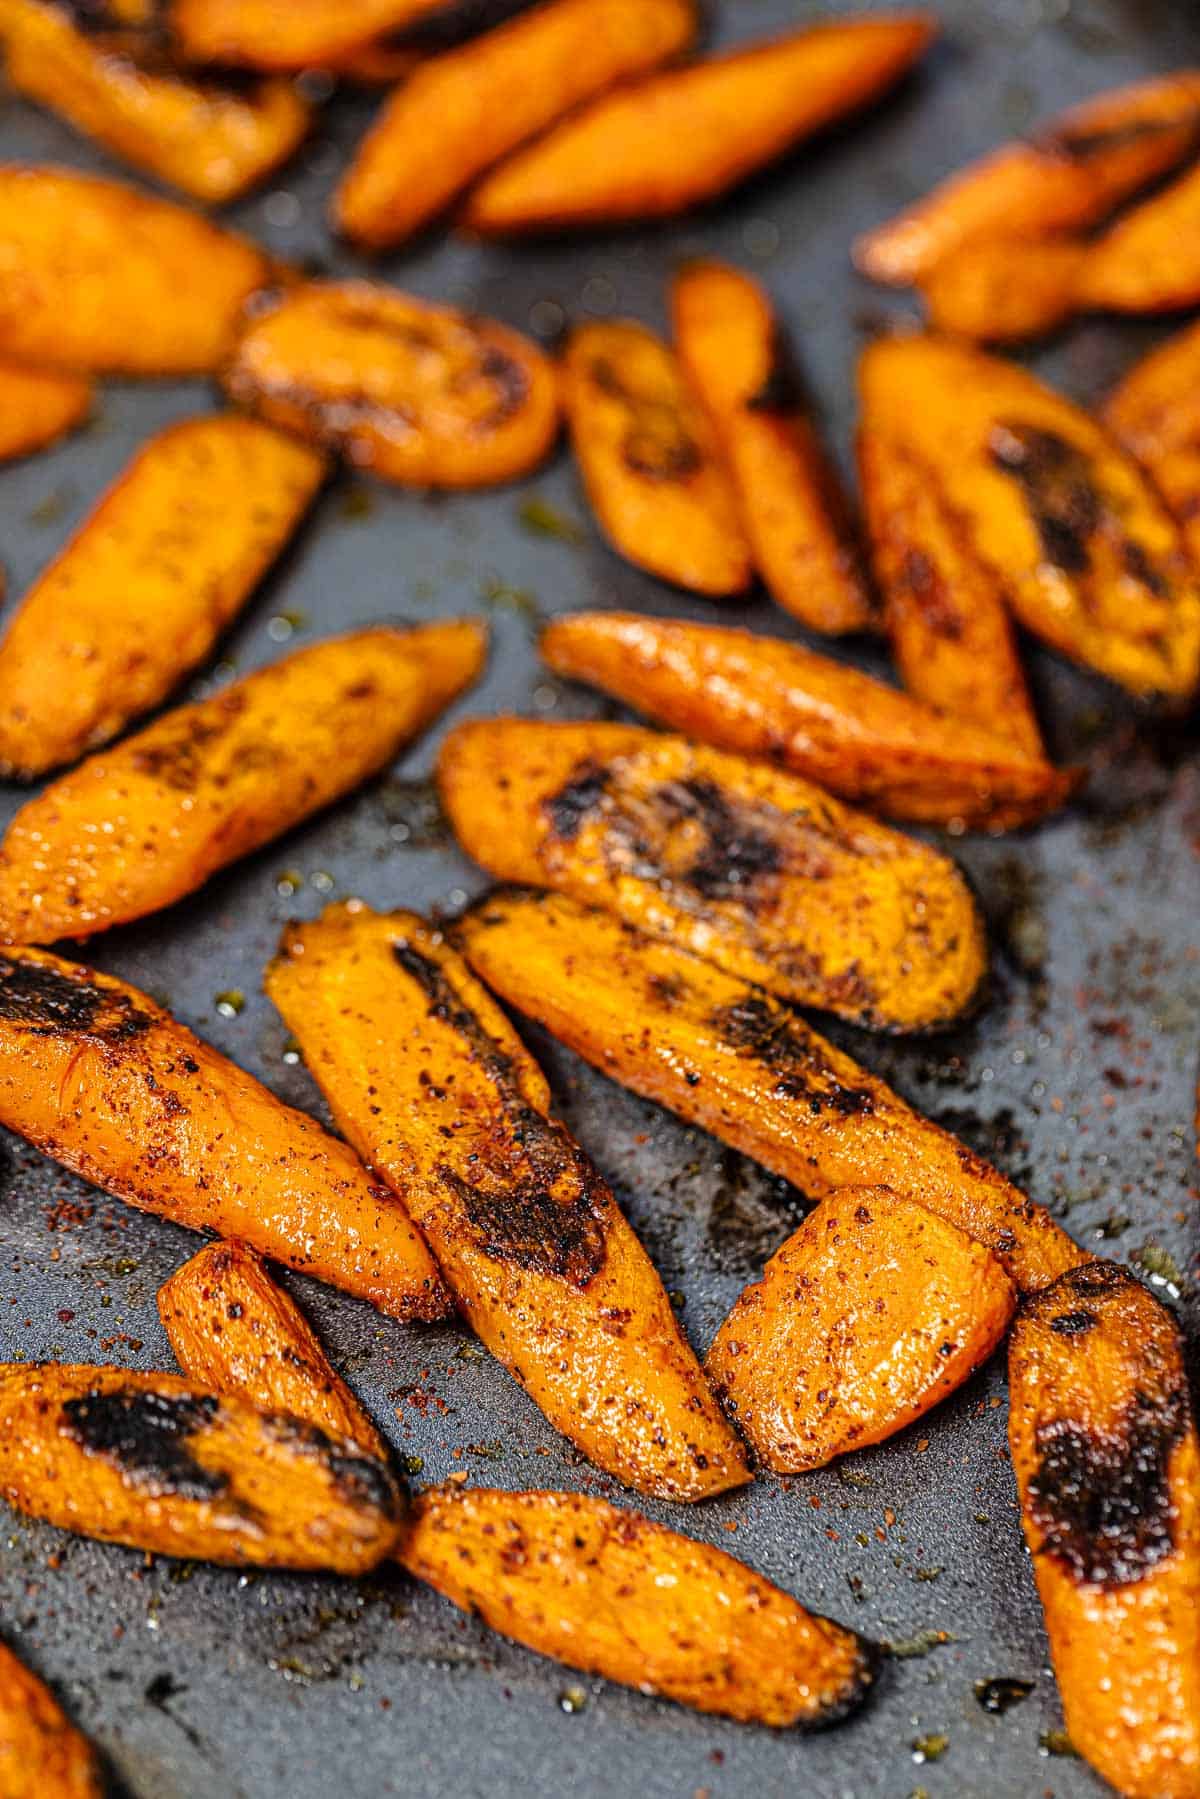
[558,1685,588,1714]
[887,1628,956,1661]
[518,496,585,544]
[911,1733,949,1764]
[1039,1728,1079,1759]
[215,990,246,1019]
[1131,1242,1184,1292]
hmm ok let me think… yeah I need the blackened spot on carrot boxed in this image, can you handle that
[590,358,702,483]
[0,955,152,1042]
[1048,112,1198,161]
[654,779,782,900]
[898,547,964,640]
[712,994,876,1117]
[746,325,809,416]
[544,762,610,841]
[1049,1310,1096,1336]
[259,1411,403,1517]
[989,423,1099,575]
[131,709,240,793]
[61,1388,227,1500]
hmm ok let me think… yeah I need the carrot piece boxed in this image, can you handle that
[0,415,327,781]
[708,1187,1015,1470]
[333,0,695,248]
[919,236,1085,342]
[0,0,310,203]
[462,14,935,234]
[0,357,90,464]
[265,902,749,1502]
[224,280,558,489]
[670,260,873,632]
[455,888,1085,1293]
[561,320,750,596]
[1008,1262,1200,1799]
[857,430,1044,758]
[0,1639,102,1799]
[0,165,272,374]
[0,945,449,1318]
[159,1243,385,1455]
[0,1364,404,1572]
[438,718,987,1034]
[1105,319,1200,567]
[1080,160,1200,317]
[859,333,1200,704]
[170,0,444,67]
[0,621,486,944]
[539,612,1080,832]
[854,69,1200,285]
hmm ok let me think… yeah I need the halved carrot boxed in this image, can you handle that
[857,429,1044,757]
[1080,160,1200,316]
[335,0,695,247]
[0,0,310,203]
[170,0,450,68]
[1009,1262,1200,1799]
[463,14,935,234]
[266,902,750,1502]
[224,280,558,488]
[561,320,751,596]
[540,612,1079,831]
[0,1640,101,1799]
[1105,319,1200,565]
[671,260,873,633]
[455,888,1085,1293]
[854,69,1200,285]
[0,415,327,781]
[860,333,1200,704]
[707,1187,1015,1470]
[0,620,487,943]
[0,165,272,374]
[0,356,90,464]
[0,944,449,1319]
[437,718,987,1034]
[919,236,1085,342]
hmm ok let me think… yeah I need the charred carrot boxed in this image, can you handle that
[0,415,327,781]
[335,0,696,248]
[0,1640,101,1799]
[0,357,90,464]
[266,902,749,1502]
[561,320,751,595]
[0,621,486,944]
[463,14,935,234]
[671,260,873,633]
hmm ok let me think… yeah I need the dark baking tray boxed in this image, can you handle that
[1,2,1197,1794]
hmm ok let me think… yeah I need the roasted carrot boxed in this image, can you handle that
[172,0,478,70]
[159,1243,386,1455]
[160,1246,875,1730]
[859,334,1200,704]
[0,620,486,944]
[919,236,1084,343]
[462,14,935,234]
[1105,319,1200,566]
[708,1187,1015,1471]
[539,613,1078,832]
[0,357,90,464]
[856,430,1045,757]
[1008,1262,1200,1799]
[0,1640,101,1799]
[0,945,448,1318]
[0,166,272,374]
[670,260,873,633]
[0,1364,404,1572]
[224,281,558,489]
[455,888,1084,1293]
[561,321,751,596]
[0,0,310,203]
[0,415,327,781]
[854,69,1200,285]
[438,719,987,1034]
[1080,160,1200,318]
[266,902,749,1502]
[334,0,695,248]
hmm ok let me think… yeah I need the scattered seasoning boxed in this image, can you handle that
[275,870,303,897]
[911,1733,949,1764]
[1039,1729,1080,1759]
[267,610,308,642]
[396,1454,425,1475]
[480,576,544,630]
[214,990,246,1019]
[886,1629,956,1661]
[281,1038,303,1067]
[518,496,585,544]
[558,1685,588,1714]
[974,1677,1034,1714]
[1094,1212,1130,1240]
[913,1566,943,1582]
[310,870,335,894]
[1131,1242,1185,1294]
[27,485,75,526]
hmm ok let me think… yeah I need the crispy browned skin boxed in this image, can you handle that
[561,321,751,596]
[0,415,327,781]
[0,621,486,944]
[0,165,272,374]
[173,0,468,69]
[0,1363,404,1571]
[0,1,310,202]
[439,718,985,1033]
[266,903,749,1501]
[671,260,873,633]
[224,281,558,489]
[860,334,1200,704]
[1106,319,1200,568]
[159,1244,386,1454]
[0,946,448,1319]
[919,236,1084,342]
[462,15,935,234]
[0,356,90,463]
[0,1640,101,1799]
[707,1187,1015,1470]
[1081,161,1200,317]
[854,70,1200,284]
[455,888,1084,1292]
[857,430,1045,758]
[542,613,1079,841]
[334,0,695,249]
[1009,1263,1200,1798]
